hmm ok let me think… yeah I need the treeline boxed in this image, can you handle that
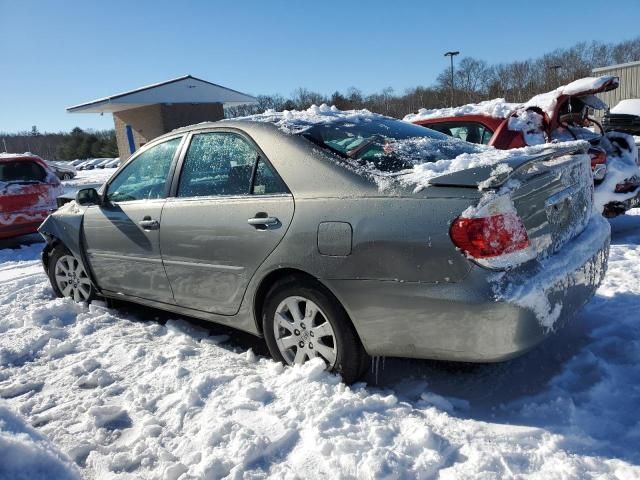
[1,127,118,161]
[4,36,639,158]
[226,37,640,119]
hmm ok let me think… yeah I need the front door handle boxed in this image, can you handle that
[248,215,279,228]
[139,217,160,230]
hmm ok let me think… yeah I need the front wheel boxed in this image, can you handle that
[48,245,94,302]
[262,277,368,383]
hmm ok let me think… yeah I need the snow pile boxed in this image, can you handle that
[0,401,80,480]
[403,98,517,122]
[0,210,639,477]
[594,131,640,213]
[507,108,546,145]
[611,99,640,115]
[397,140,587,192]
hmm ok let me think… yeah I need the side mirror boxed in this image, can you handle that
[76,188,101,206]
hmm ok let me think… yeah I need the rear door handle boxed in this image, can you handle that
[139,217,160,230]
[248,216,279,228]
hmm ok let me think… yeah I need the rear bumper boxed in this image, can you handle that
[326,215,610,362]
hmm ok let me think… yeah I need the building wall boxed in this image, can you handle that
[161,103,224,132]
[593,61,640,117]
[113,103,224,160]
[113,104,164,161]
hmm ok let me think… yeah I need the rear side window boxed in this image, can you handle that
[252,159,288,195]
[0,160,47,183]
[178,133,257,197]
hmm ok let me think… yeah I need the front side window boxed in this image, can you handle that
[106,137,181,202]
[177,133,257,198]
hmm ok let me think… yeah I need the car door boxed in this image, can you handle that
[82,136,184,302]
[160,130,294,315]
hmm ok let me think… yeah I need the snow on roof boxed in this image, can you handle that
[233,104,386,134]
[611,99,640,116]
[404,76,619,123]
[0,152,42,160]
[67,75,258,114]
[522,76,618,117]
[403,98,518,122]
[233,104,591,192]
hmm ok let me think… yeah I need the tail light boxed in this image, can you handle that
[589,147,607,182]
[450,212,530,259]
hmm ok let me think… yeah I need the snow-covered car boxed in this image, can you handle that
[39,107,610,383]
[604,99,640,135]
[94,158,114,169]
[75,160,92,170]
[604,99,640,163]
[405,76,640,217]
[0,154,63,239]
[76,159,105,170]
[104,158,120,168]
[46,160,77,180]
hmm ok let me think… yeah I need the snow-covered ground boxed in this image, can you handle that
[1,172,640,479]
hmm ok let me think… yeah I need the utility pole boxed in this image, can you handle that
[444,51,460,107]
[550,65,562,88]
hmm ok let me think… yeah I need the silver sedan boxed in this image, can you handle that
[39,113,609,383]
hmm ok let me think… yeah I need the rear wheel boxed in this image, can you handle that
[262,277,368,383]
[48,245,94,302]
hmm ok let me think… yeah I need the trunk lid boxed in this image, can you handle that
[430,144,593,261]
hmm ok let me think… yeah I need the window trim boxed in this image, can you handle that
[169,127,290,200]
[102,134,186,204]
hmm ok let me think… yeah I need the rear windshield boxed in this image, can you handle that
[0,160,47,183]
[300,118,483,172]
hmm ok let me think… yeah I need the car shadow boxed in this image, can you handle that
[0,233,44,250]
[609,211,640,244]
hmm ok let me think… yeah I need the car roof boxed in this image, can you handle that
[0,153,46,164]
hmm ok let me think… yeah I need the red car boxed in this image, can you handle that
[0,154,63,239]
[405,76,640,216]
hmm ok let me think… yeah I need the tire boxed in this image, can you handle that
[48,244,94,303]
[262,277,368,384]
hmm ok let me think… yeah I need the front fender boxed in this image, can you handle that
[38,202,97,288]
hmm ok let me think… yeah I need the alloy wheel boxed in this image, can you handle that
[54,254,92,302]
[273,295,338,367]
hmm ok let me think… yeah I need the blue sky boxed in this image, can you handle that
[1,0,639,133]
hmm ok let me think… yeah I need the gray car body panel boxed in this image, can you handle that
[38,120,610,361]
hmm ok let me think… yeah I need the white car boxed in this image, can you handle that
[104,158,120,168]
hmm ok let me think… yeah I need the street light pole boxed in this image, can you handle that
[444,51,460,107]
[549,65,562,87]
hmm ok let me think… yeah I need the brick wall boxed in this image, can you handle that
[113,105,164,161]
